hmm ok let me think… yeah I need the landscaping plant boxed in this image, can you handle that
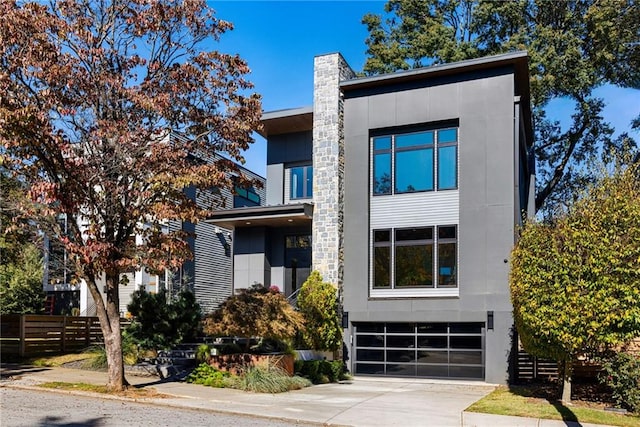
[186,363,232,388]
[297,271,342,352]
[599,352,640,413]
[228,362,311,393]
[203,284,304,351]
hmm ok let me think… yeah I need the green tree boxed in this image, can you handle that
[203,285,304,351]
[362,0,639,215]
[510,160,640,402]
[0,0,261,391]
[297,271,342,352]
[0,243,45,315]
[126,289,202,351]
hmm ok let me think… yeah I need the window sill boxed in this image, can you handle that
[370,288,459,298]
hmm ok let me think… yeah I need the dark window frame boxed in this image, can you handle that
[372,225,458,289]
[372,126,458,196]
[289,165,313,200]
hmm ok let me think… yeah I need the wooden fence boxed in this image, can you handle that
[0,314,129,357]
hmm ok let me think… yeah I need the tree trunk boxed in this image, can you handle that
[86,272,128,391]
[560,359,573,404]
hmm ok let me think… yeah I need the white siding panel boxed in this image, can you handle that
[284,168,291,204]
[370,191,459,228]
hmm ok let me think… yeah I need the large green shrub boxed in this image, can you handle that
[186,363,232,388]
[297,271,342,351]
[599,352,640,413]
[294,359,347,384]
[126,289,202,350]
[203,284,304,350]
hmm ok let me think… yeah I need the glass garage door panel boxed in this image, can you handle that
[354,322,484,379]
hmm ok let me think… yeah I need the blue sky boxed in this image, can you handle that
[210,1,639,177]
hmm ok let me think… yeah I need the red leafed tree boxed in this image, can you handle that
[0,0,261,391]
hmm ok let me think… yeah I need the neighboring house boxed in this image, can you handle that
[43,134,265,316]
[208,51,535,384]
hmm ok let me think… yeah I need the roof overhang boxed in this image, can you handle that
[205,203,313,229]
[258,106,313,138]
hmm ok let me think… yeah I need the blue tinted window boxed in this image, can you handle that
[438,128,457,143]
[290,166,312,199]
[395,148,433,193]
[374,136,391,150]
[374,153,391,195]
[306,167,313,198]
[438,145,457,189]
[396,131,433,149]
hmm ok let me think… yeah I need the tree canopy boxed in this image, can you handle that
[510,160,640,401]
[0,0,261,390]
[362,0,639,215]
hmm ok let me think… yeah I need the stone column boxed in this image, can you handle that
[312,53,355,287]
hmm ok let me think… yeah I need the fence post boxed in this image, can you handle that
[85,317,91,347]
[61,316,67,353]
[19,315,26,358]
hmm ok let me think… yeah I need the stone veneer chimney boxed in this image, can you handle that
[312,53,355,287]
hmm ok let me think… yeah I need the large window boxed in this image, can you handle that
[234,185,260,208]
[373,127,458,196]
[290,165,313,199]
[373,226,457,289]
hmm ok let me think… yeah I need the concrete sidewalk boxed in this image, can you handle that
[0,364,615,427]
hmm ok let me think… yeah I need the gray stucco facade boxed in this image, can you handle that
[208,52,534,384]
[340,56,534,384]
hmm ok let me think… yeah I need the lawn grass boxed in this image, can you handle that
[467,386,640,427]
[40,381,166,399]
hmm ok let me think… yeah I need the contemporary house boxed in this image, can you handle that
[44,134,265,316]
[208,51,535,384]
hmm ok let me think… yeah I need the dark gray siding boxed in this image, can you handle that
[266,131,313,165]
[342,68,522,384]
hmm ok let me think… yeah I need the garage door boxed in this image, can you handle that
[353,322,485,379]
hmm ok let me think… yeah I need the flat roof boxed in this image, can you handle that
[258,106,313,138]
[205,203,313,229]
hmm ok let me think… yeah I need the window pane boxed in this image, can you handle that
[396,227,432,241]
[417,323,447,334]
[374,230,390,242]
[248,191,260,204]
[306,166,313,198]
[356,322,385,333]
[396,148,433,193]
[387,335,415,348]
[417,350,448,364]
[417,336,448,348]
[438,128,457,143]
[417,365,449,377]
[290,167,304,199]
[450,336,482,349]
[438,226,456,239]
[387,323,414,333]
[438,242,456,288]
[357,349,384,361]
[373,136,391,150]
[396,131,433,148]
[374,153,391,195]
[387,350,415,363]
[357,334,385,347]
[374,246,391,288]
[450,323,483,334]
[355,363,385,375]
[450,351,483,365]
[438,145,457,189]
[395,244,433,287]
[387,364,416,376]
